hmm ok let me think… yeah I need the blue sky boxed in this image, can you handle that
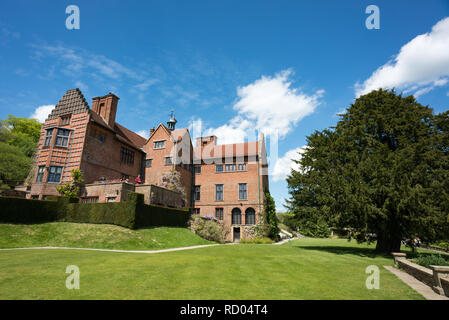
[1,0,449,211]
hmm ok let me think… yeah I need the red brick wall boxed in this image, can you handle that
[193,159,265,241]
[81,122,143,184]
[142,126,193,206]
[29,112,90,199]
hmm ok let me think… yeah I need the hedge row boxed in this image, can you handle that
[0,192,191,229]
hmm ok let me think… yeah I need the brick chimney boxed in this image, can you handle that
[196,135,217,147]
[150,127,155,136]
[91,93,119,128]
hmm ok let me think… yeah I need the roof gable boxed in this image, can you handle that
[47,88,90,120]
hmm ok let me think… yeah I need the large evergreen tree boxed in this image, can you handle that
[286,89,449,253]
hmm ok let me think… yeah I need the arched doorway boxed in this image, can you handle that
[232,208,242,242]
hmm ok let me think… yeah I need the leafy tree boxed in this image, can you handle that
[56,169,84,198]
[0,115,41,186]
[286,89,449,253]
[0,142,31,187]
[0,115,41,157]
[264,191,279,240]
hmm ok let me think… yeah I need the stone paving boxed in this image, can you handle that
[384,266,449,300]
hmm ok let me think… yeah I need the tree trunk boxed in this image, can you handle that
[375,233,402,253]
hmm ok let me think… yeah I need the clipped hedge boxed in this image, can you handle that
[134,193,191,228]
[0,196,65,224]
[0,192,191,229]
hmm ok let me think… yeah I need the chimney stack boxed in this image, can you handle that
[91,93,119,128]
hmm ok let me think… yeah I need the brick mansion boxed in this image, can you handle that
[28,88,269,241]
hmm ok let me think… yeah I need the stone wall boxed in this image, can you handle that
[82,182,184,208]
[442,278,449,297]
[397,258,434,288]
[82,182,135,203]
[393,253,449,297]
[135,184,183,208]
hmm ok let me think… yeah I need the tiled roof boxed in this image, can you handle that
[47,88,90,120]
[114,122,147,150]
[171,128,189,142]
[194,141,259,160]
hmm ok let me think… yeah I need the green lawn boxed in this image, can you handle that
[0,237,424,299]
[0,223,214,250]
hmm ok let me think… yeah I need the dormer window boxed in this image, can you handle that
[154,140,166,149]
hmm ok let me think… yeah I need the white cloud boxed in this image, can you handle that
[32,44,145,81]
[356,17,449,97]
[136,130,149,139]
[272,146,307,182]
[195,69,323,144]
[30,105,55,123]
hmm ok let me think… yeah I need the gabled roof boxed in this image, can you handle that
[47,88,90,120]
[147,123,191,144]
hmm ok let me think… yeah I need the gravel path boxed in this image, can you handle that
[0,244,221,254]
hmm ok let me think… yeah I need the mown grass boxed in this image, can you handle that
[0,237,424,299]
[0,222,214,250]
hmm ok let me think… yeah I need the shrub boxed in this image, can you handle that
[56,169,84,198]
[436,241,449,250]
[189,215,228,243]
[414,254,449,268]
[240,237,273,244]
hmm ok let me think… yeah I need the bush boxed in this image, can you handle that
[240,237,273,244]
[414,254,449,268]
[435,241,449,250]
[189,215,228,243]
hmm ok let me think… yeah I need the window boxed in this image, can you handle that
[245,208,256,225]
[55,129,70,147]
[61,116,71,125]
[47,166,62,183]
[216,184,223,201]
[225,164,236,172]
[193,208,200,215]
[31,195,39,200]
[81,197,99,203]
[215,208,223,220]
[194,166,201,174]
[239,183,247,200]
[232,208,242,225]
[194,186,201,201]
[216,165,223,173]
[238,163,246,171]
[99,134,105,143]
[120,147,134,165]
[165,157,173,165]
[154,140,166,149]
[44,129,53,147]
[145,159,152,167]
[99,103,105,116]
[36,166,45,182]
